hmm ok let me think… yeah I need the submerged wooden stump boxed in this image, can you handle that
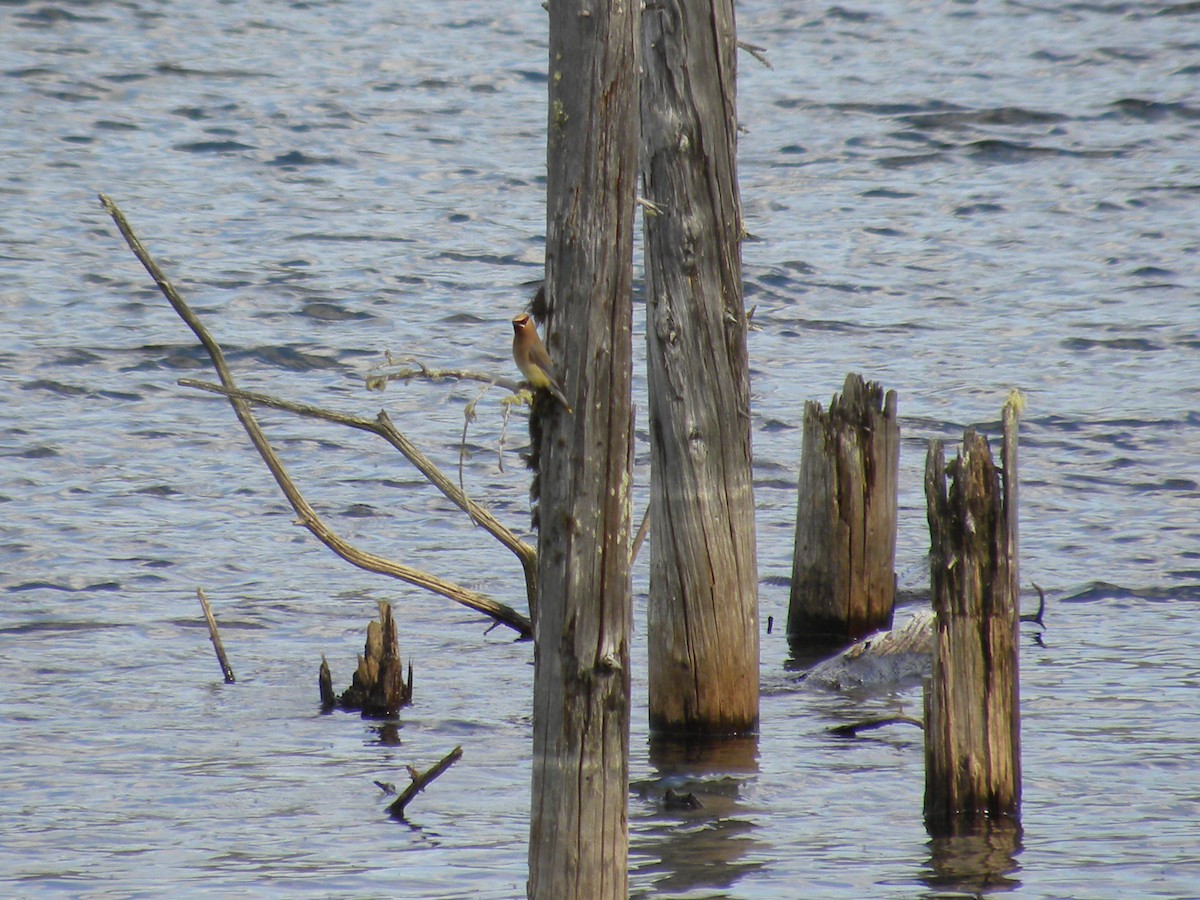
[923,400,1022,834]
[788,373,899,646]
[319,601,413,718]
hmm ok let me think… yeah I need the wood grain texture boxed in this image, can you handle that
[788,373,899,643]
[641,0,760,735]
[923,418,1022,834]
[527,0,638,896]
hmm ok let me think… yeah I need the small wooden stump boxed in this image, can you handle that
[923,400,1022,834]
[788,373,899,646]
[320,602,413,718]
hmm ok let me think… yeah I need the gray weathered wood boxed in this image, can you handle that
[788,373,899,644]
[527,0,637,895]
[640,0,759,735]
[923,402,1022,834]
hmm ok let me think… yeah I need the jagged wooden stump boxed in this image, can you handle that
[320,602,413,718]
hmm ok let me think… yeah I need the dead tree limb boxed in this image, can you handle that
[366,358,522,396]
[100,194,531,638]
[828,715,923,737]
[386,745,464,819]
[197,588,235,683]
[178,377,538,622]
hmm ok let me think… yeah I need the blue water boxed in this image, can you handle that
[2,0,1199,896]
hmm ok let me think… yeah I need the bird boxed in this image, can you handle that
[512,313,572,413]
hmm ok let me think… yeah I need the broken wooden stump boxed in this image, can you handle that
[923,398,1022,834]
[319,601,413,718]
[788,372,900,647]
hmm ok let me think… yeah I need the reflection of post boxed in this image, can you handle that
[923,398,1022,834]
[925,824,1023,894]
[788,373,899,646]
[637,736,761,896]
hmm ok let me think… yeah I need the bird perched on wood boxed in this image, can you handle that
[512,313,572,413]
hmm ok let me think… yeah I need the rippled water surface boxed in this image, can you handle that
[2,0,1199,897]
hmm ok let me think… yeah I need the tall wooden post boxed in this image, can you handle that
[527,0,637,896]
[923,399,1022,834]
[640,0,759,735]
[788,373,899,645]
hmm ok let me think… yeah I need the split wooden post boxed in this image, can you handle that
[788,373,899,645]
[640,0,759,735]
[528,0,637,894]
[923,398,1022,833]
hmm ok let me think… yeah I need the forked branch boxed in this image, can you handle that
[100,193,531,638]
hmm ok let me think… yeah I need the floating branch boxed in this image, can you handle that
[197,587,235,683]
[828,715,924,737]
[387,745,464,819]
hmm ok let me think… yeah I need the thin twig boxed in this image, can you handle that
[177,378,533,566]
[197,588,235,683]
[387,745,464,819]
[369,358,522,395]
[459,382,497,517]
[630,504,651,565]
[1021,583,1047,627]
[737,39,773,70]
[100,194,531,638]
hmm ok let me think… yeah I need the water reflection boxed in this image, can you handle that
[922,818,1023,896]
[630,735,763,898]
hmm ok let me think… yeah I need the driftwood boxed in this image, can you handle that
[803,609,933,691]
[386,745,464,819]
[828,715,924,738]
[923,396,1023,834]
[100,194,532,639]
[322,602,413,718]
[197,588,235,683]
[789,372,900,646]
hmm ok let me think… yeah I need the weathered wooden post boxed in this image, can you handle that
[788,373,899,645]
[923,397,1022,834]
[640,0,759,735]
[527,0,637,895]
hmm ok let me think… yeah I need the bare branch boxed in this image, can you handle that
[736,40,772,69]
[368,357,522,395]
[387,745,465,819]
[101,194,531,638]
[197,588,235,683]
[828,715,924,737]
[178,378,538,627]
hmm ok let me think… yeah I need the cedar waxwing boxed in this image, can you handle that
[512,313,572,413]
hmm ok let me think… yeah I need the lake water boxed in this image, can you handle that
[2,0,1199,897]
